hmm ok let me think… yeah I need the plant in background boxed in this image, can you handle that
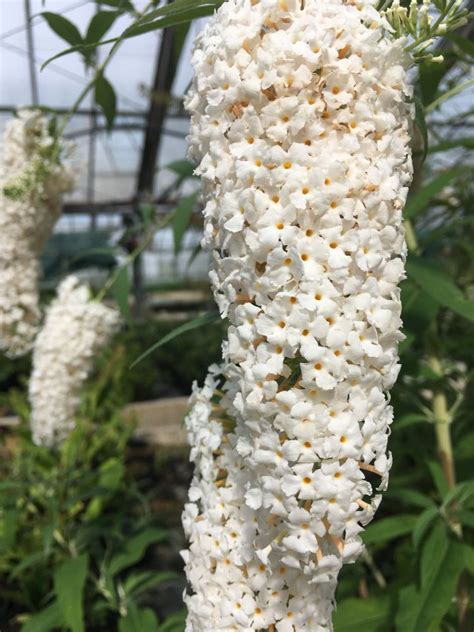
[0,408,175,632]
[182,0,473,629]
[29,275,121,447]
[0,110,75,358]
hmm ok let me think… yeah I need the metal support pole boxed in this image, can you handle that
[87,108,98,230]
[24,0,39,104]
[132,22,179,317]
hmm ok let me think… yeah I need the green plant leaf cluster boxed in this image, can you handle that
[0,411,173,631]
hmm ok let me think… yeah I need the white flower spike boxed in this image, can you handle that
[183,0,413,629]
[29,276,121,447]
[0,109,75,357]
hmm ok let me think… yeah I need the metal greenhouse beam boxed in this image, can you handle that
[24,0,39,104]
[132,17,181,316]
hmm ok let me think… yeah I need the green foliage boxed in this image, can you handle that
[173,192,199,255]
[94,74,117,132]
[130,312,221,369]
[0,411,172,631]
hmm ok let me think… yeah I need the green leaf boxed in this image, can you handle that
[124,0,224,38]
[21,601,64,632]
[333,596,391,631]
[0,509,18,552]
[42,12,83,47]
[412,506,439,550]
[165,159,197,180]
[119,606,159,632]
[123,570,176,599]
[443,480,474,510]
[425,78,474,114]
[394,413,430,430]
[95,74,117,131]
[108,528,168,577]
[386,488,435,510]
[462,543,474,574]
[396,524,464,632]
[427,138,474,154]
[458,510,474,528]
[41,0,223,70]
[173,192,199,254]
[426,460,450,499]
[97,0,135,12]
[111,265,131,323]
[413,94,428,161]
[130,312,220,368]
[86,10,121,46]
[404,167,464,219]
[418,60,449,107]
[159,610,187,632]
[406,258,474,322]
[447,33,474,57]
[363,514,417,545]
[54,554,89,632]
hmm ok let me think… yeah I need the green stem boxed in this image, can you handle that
[94,212,173,304]
[427,355,457,492]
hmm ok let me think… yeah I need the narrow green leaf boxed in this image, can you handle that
[54,554,89,632]
[426,460,450,499]
[396,523,464,632]
[333,596,391,631]
[124,0,224,37]
[458,510,474,528]
[418,60,449,107]
[123,570,176,598]
[111,265,131,323]
[41,0,223,70]
[95,74,117,131]
[363,514,417,545]
[165,160,197,179]
[394,413,430,430]
[425,78,474,114]
[413,94,428,161]
[159,610,187,632]
[86,10,121,45]
[0,509,18,551]
[21,601,64,632]
[462,543,474,574]
[119,606,159,632]
[443,480,474,510]
[42,12,83,47]
[447,33,474,57]
[386,488,435,510]
[406,258,474,322]
[427,138,474,154]
[130,312,220,368]
[173,192,199,254]
[108,528,168,577]
[98,0,135,11]
[412,506,439,550]
[404,167,464,219]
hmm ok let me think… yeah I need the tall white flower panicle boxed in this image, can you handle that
[29,276,121,447]
[183,0,414,629]
[0,109,75,357]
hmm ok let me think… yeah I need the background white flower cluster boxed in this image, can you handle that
[183,0,414,629]
[29,275,121,447]
[0,109,75,357]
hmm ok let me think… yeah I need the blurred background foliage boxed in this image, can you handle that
[0,0,473,630]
